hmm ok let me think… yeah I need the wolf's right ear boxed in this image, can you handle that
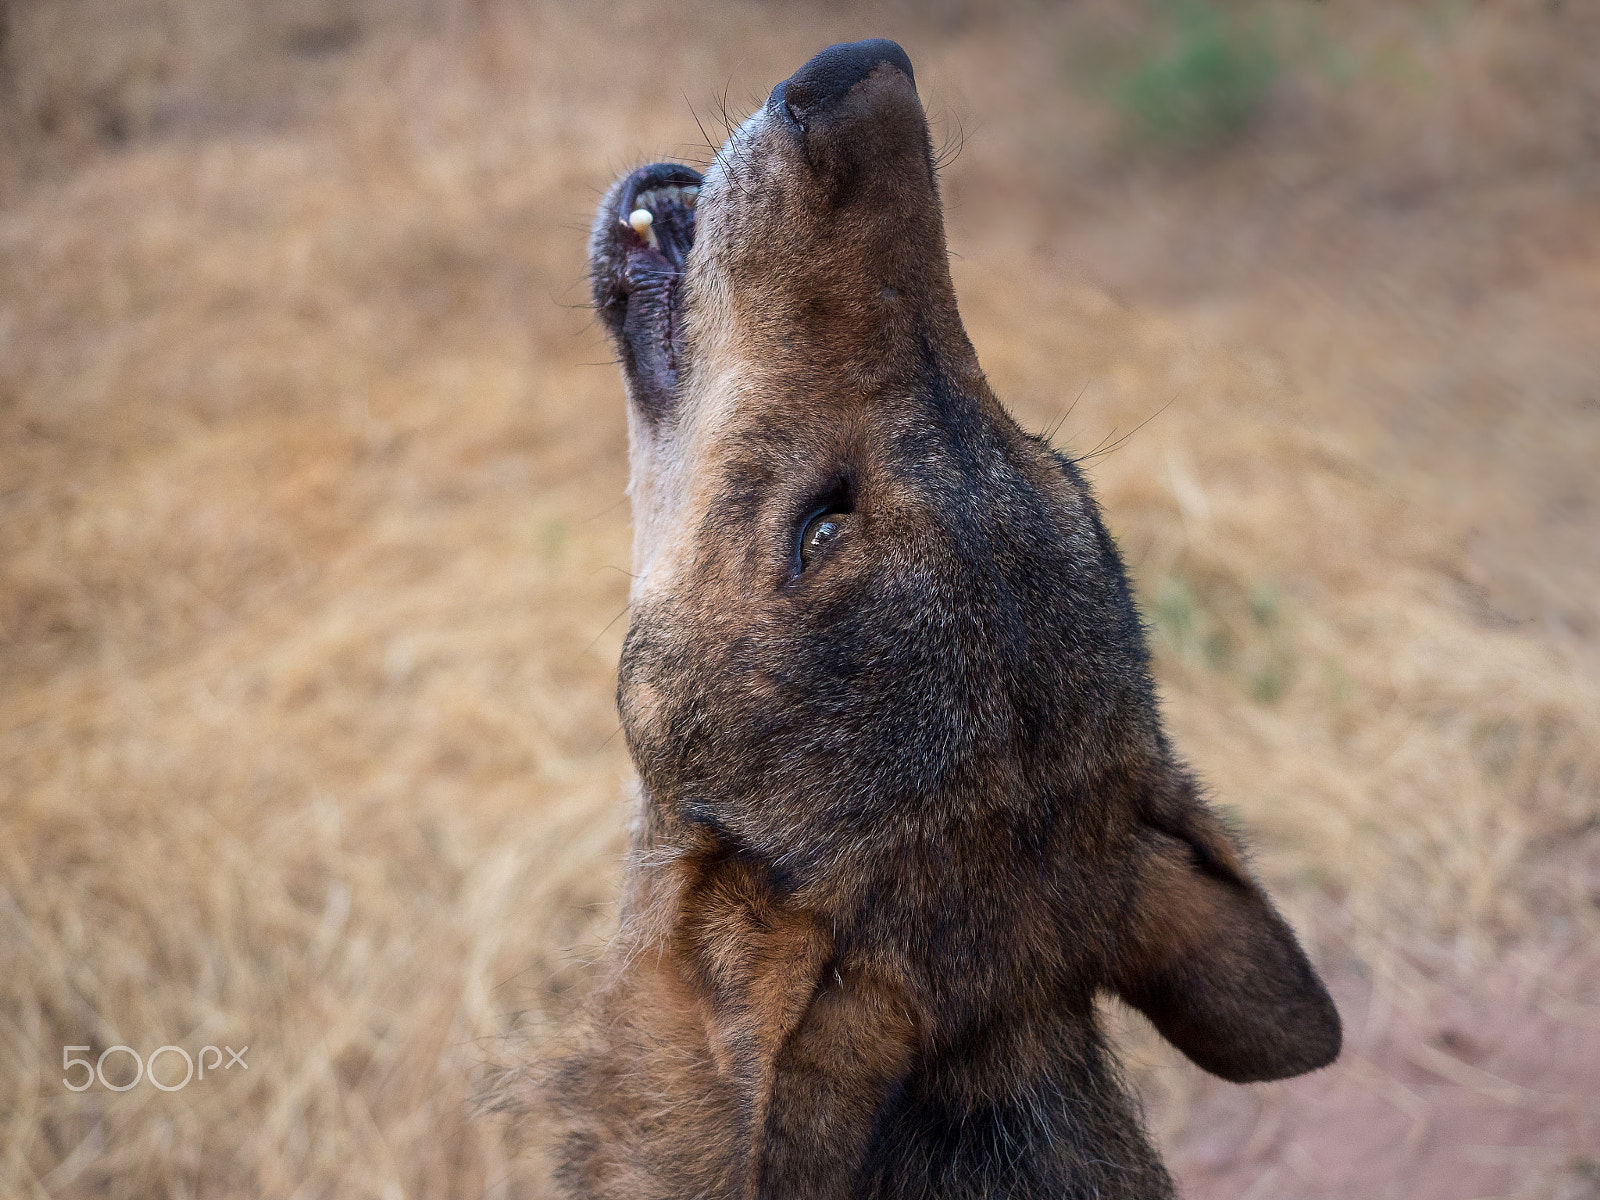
[1110,801,1341,1083]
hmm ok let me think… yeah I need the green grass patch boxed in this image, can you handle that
[1111,1,1280,151]
[1147,568,1299,706]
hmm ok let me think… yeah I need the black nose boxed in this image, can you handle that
[776,39,915,122]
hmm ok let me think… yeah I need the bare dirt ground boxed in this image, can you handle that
[2,2,1598,1197]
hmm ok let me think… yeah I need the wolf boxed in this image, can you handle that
[555,38,1340,1200]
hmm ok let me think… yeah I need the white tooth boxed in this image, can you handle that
[629,208,660,251]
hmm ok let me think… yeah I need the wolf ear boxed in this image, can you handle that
[1111,801,1341,1083]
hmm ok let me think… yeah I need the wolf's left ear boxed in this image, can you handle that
[1110,798,1341,1083]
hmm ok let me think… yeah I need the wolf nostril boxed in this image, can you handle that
[777,38,915,122]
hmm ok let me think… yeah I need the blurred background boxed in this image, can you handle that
[2,1,1598,1196]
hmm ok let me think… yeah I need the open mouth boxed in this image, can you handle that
[590,161,704,418]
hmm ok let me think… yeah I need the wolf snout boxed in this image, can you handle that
[770,38,916,131]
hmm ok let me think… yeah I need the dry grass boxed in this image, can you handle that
[2,2,1598,1197]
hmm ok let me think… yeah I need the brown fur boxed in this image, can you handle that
[554,40,1340,1199]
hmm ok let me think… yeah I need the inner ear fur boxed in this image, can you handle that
[1111,798,1342,1083]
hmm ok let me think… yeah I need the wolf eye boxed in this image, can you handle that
[798,509,848,569]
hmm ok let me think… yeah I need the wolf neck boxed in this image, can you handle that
[601,795,1175,1200]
